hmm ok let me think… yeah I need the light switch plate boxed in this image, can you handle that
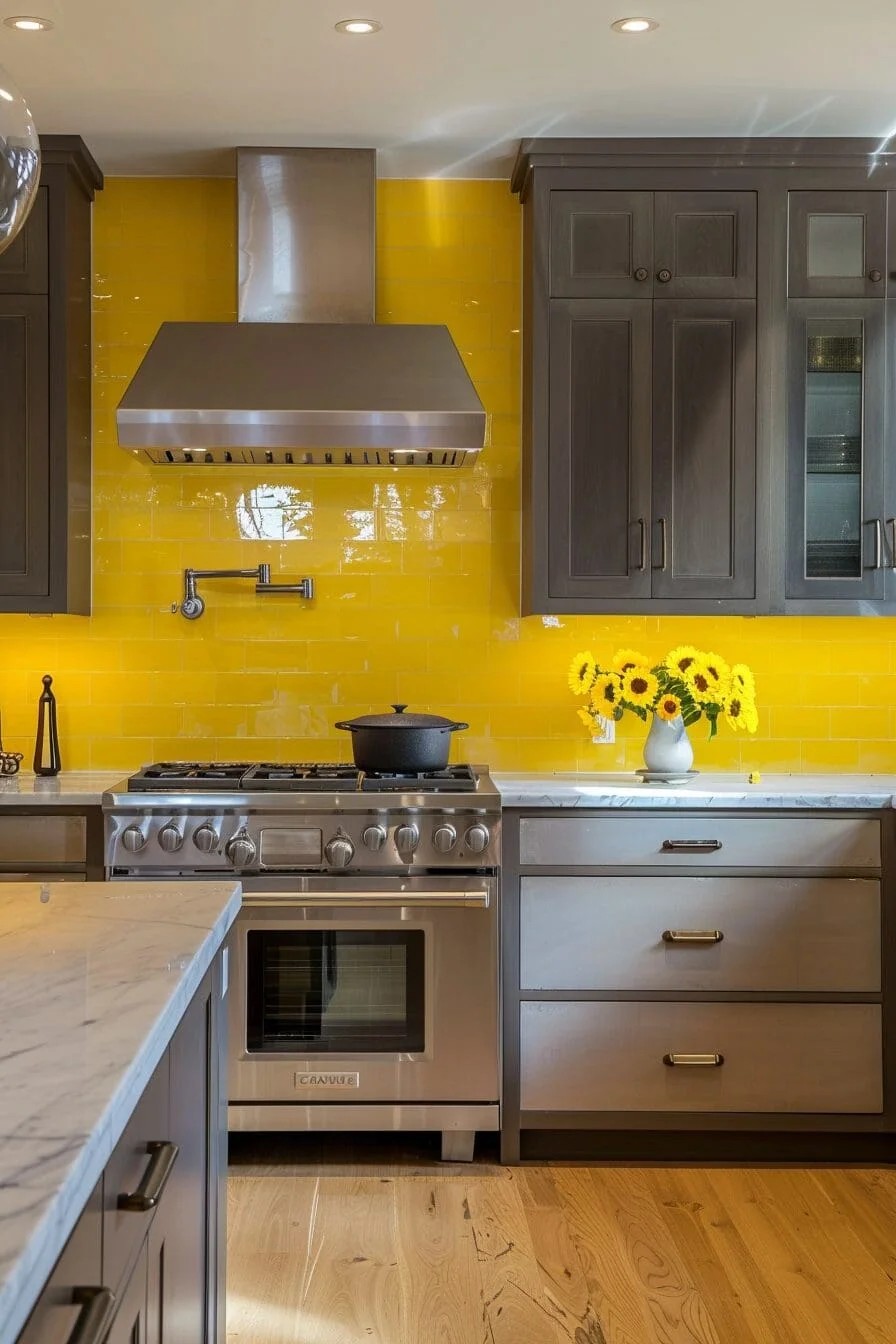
[592,716,615,744]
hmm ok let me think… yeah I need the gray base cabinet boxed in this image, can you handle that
[514,139,896,615]
[15,954,227,1343]
[501,808,895,1163]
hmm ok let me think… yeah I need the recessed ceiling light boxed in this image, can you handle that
[334,18,382,34]
[3,14,54,30]
[611,16,659,33]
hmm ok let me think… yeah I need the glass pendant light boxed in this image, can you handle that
[0,62,39,255]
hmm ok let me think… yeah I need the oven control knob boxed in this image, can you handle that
[193,823,219,854]
[395,823,420,853]
[325,836,355,868]
[158,822,184,853]
[362,824,387,851]
[432,824,457,854]
[464,823,490,854]
[225,832,257,869]
[121,824,147,853]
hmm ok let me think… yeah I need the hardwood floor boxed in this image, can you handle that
[226,1141,896,1344]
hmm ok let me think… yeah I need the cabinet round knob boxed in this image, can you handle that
[158,823,184,853]
[633,266,649,282]
[395,823,420,853]
[225,832,257,869]
[869,268,883,282]
[464,823,490,854]
[192,823,219,854]
[432,824,457,854]
[656,268,672,283]
[325,836,355,868]
[121,824,147,853]
[362,824,387,851]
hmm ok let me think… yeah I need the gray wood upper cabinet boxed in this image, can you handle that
[0,139,102,615]
[550,189,756,300]
[788,191,888,298]
[515,138,896,615]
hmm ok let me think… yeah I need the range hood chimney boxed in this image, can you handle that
[115,148,486,466]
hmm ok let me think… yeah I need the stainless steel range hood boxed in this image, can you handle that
[116,148,486,466]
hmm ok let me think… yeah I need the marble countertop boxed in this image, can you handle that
[0,879,241,1344]
[0,771,128,807]
[492,772,896,810]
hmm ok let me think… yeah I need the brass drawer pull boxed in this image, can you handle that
[661,839,723,854]
[662,929,724,944]
[117,1140,179,1211]
[68,1288,116,1344]
[663,1052,724,1067]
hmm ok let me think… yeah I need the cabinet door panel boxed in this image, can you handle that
[786,300,886,600]
[105,1240,148,1344]
[0,188,48,293]
[550,191,653,297]
[789,191,887,298]
[547,299,652,600]
[654,191,757,298]
[0,296,49,597]
[651,300,756,600]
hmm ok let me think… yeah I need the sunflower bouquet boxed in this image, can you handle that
[568,646,758,738]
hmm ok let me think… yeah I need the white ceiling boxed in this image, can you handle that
[1,0,895,178]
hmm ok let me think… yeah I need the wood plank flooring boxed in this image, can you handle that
[226,1143,896,1344]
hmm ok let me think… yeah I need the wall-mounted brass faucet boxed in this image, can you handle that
[177,565,314,619]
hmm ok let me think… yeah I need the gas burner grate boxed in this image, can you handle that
[360,765,478,793]
[129,762,252,790]
[241,764,360,792]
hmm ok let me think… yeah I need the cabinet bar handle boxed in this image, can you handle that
[662,929,724,944]
[660,839,722,853]
[871,518,884,570]
[656,517,668,571]
[637,517,647,571]
[887,518,896,571]
[117,1140,179,1211]
[663,1053,724,1067]
[68,1287,116,1344]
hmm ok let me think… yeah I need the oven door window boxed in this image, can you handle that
[246,929,425,1053]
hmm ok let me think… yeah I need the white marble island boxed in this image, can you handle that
[0,879,241,1344]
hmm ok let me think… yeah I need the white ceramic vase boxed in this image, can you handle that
[643,714,694,774]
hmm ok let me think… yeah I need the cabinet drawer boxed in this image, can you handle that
[518,814,880,870]
[102,1049,170,1297]
[15,1181,103,1344]
[520,1001,882,1113]
[0,815,86,867]
[520,875,881,992]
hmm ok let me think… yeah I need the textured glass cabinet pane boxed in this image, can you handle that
[807,215,865,278]
[804,318,863,579]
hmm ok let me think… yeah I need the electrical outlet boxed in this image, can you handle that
[592,716,615,745]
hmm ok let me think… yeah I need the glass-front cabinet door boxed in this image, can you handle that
[786,302,886,601]
[788,192,888,298]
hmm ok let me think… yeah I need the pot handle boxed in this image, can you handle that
[333,721,352,731]
[451,722,469,732]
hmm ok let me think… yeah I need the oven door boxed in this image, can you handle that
[228,874,498,1106]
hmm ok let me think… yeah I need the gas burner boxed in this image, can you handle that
[242,763,360,792]
[360,765,477,793]
[130,762,252,790]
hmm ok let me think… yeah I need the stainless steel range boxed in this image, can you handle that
[104,762,500,1160]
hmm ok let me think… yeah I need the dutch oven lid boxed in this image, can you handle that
[336,703,468,731]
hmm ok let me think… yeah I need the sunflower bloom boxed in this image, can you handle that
[622,666,659,707]
[655,693,682,722]
[665,645,701,677]
[731,662,756,698]
[591,672,622,713]
[703,651,731,692]
[684,661,716,705]
[613,648,650,675]
[724,694,754,731]
[568,651,596,696]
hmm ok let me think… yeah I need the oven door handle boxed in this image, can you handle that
[241,891,491,909]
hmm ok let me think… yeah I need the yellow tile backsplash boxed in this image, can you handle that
[2,177,896,772]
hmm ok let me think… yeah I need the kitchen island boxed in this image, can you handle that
[0,879,240,1344]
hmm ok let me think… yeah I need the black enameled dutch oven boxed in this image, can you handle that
[335,704,469,772]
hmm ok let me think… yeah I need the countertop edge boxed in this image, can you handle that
[0,885,241,1344]
[491,773,896,810]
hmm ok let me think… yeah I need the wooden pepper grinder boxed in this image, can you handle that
[33,674,61,776]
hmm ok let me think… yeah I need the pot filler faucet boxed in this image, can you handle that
[178,565,314,619]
